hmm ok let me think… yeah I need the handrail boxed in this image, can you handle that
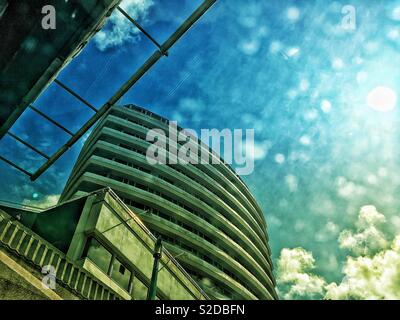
[0,211,119,300]
[0,199,44,213]
[105,188,209,299]
[0,188,210,299]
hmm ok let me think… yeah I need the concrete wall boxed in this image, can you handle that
[67,190,207,300]
[0,189,207,300]
[0,206,123,300]
[0,250,52,300]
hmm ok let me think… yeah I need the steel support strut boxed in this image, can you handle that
[29,105,74,136]
[117,6,167,56]
[29,0,217,181]
[53,79,98,112]
[7,132,50,160]
[147,237,163,300]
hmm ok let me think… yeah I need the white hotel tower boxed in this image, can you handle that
[60,104,277,300]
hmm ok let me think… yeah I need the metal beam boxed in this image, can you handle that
[29,0,217,181]
[117,6,166,55]
[7,132,50,160]
[147,237,163,300]
[29,105,74,136]
[0,156,33,177]
[53,79,98,112]
[161,0,217,53]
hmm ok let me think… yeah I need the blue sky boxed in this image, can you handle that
[1,0,400,299]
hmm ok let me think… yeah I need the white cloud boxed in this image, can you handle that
[276,248,327,300]
[338,205,388,256]
[325,236,400,300]
[23,194,60,209]
[276,205,400,300]
[94,0,154,51]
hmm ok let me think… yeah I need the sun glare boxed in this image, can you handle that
[367,86,398,112]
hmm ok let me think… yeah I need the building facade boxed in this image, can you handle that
[0,189,207,300]
[60,105,277,300]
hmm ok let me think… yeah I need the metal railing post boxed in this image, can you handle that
[147,237,163,300]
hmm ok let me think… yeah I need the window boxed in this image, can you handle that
[111,258,132,292]
[83,237,134,294]
[84,238,113,274]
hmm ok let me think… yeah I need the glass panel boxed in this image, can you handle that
[111,258,132,292]
[86,238,112,274]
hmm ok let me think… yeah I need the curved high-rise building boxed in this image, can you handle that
[60,104,277,300]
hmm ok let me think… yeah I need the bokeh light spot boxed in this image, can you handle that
[367,86,397,112]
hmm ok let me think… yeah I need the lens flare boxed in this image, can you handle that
[367,86,397,112]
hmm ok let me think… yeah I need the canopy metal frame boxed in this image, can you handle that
[0,0,217,181]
